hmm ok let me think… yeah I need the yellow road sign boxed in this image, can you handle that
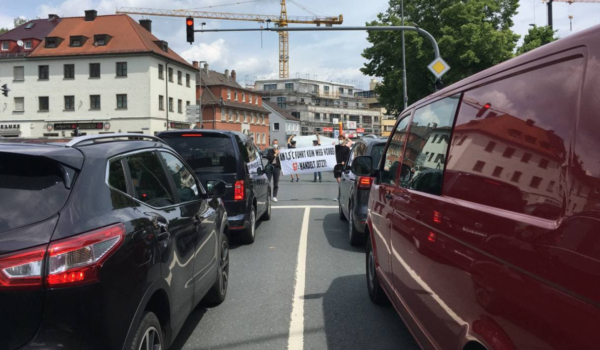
[428,57,450,79]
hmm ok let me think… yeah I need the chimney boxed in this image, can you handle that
[192,61,199,68]
[225,69,230,80]
[526,119,535,127]
[85,10,97,21]
[48,14,59,21]
[204,63,209,75]
[139,19,152,33]
[231,70,237,82]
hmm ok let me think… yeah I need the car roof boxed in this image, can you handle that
[0,141,84,169]
[157,129,248,140]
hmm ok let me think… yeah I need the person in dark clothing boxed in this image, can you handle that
[287,134,299,182]
[334,136,351,183]
[313,133,322,182]
[266,139,281,202]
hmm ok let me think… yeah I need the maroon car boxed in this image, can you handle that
[352,23,600,350]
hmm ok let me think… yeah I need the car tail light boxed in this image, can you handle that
[433,211,442,224]
[358,176,373,189]
[0,246,46,290]
[181,134,202,137]
[234,180,245,201]
[46,223,125,288]
[428,232,437,243]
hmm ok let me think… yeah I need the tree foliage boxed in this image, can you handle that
[14,17,27,28]
[0,28,8,35]
[361,0,520,116]
[516,25,557,55]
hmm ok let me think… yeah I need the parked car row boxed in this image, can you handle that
[0,130,272,350]
[338,24,600,350]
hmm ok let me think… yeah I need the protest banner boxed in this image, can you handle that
[279,145,337,175]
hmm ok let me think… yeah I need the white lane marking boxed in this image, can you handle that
[288,207,310,350]
[273,205,338,209]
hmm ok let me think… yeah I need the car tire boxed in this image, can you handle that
[339,191,346,221]
[128,311,163,350]
[366,237,388,305]
[348,202,363,247]
[203,233,230,306]
[262,192,271,221]
[241,206,256,244]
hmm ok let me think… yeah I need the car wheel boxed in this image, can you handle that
[348,203,363,247]
[203,233,230,306]
[262,192,271,221]
[366,237,388,305]
[129,311,163,350]
[339,191,346,221]
[241,206,256,244]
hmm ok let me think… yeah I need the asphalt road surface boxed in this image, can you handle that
[171,172,419,350]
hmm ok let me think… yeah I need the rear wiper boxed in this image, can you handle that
[59,164,77,189]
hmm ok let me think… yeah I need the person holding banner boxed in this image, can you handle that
[266,139,281,202]
[333,136,352,183]
[312,133,322,182]
[287,134,300,182]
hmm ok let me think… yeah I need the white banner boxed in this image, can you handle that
[279,145,337,175]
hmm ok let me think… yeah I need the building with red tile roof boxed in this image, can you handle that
[0,15,61,58]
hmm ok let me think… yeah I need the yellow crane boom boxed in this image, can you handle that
[116,2,343,78]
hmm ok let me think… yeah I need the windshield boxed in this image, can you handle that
[370,143,385,169]
[0,153,72,233]
[162,134,237,174]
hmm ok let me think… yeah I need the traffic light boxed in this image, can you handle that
[186,18,194,44]
[476,103,491,118]
[1,84,8,97]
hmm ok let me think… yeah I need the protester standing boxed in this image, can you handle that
[266,139,281,202]
[334,136,351,184]
[312,133,322,182]
[287,134,300,182]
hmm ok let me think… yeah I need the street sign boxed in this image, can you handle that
[346,121,357,130]
[356,127,365,133]
[428,57,450,79]
[333,130,340,139]
[185,105,200,123]
[322,127,333,132]
[332,118,339,124]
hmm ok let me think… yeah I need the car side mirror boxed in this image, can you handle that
[264,163,274,174]
[351,156,373,176]
[206,180,227,198]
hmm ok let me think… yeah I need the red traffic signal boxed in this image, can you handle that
[186,18,194,44]
[476,103,492,118]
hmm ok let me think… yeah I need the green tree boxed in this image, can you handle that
[14,17,27,28]
[361,0,520,115]
[516,25,557,55]
[0,28,9,35]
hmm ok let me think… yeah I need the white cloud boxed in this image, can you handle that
[181,38,227,64]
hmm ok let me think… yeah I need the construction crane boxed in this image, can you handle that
[543,0,600,30]
[116,1,343,78]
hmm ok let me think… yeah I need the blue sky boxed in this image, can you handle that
[1,0,599,89]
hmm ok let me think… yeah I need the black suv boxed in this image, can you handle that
[337,138,386,246]
[157,130,271,244]
[0,134,229,350]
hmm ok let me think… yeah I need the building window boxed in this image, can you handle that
[274,123,280,131]
[64,64,75,79]
[242,93,245,102]
[38,65,49,80]
[90,95,101,110]
[70,36,83,47]
[14,97,24,111]
[264,84,277,91]
[484,141,496,153]
[525,135,537,144]
[277,97,286,109]
[473,161,485,172]
[229,109,233,121]
[227,89,231,100]
[64,96,74,110]
[492,166,503,177]
[186,73,190,87]
[261,114,264,124]
[456,135,467,146]
[158,64,164,79]
[222,108,227,121]
[1,42,9,51]
[539,159,549,169]
[94,35,107,46]
[159,95,164,110]
[168,68,173,82]
[249,95,253,104]
[89,63,100,78]
[45,37,57,48]
[178,99,182,113]
[7,65,22,82]
[503,147,516,158]
[508,129,522,138]
[255,97,258,105]
[511,171,522,183]
[169,98,173,112]
[186,101,190,107]
[117,94,127,109]
[235,112,240,122]
[285,83,294,90]
[530,176,542,189]
[234,91,238,101]
[521,153,532,163]
[315,113,320,120]
[38,97,49,111]
[177,71,182,85]
[116,62,127,77]
[547,180,555,193]
[24,41,32,49]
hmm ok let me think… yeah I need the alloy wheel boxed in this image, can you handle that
[368,249,376,291]
[348,204,354,241]
[250,209,256,238]
[138,326,161,350]
[219,239,229,294]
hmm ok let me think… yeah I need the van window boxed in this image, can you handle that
[446,57,585,219]
[401,95,460,195]
[380,116,411,186]
[162,134,237,174]
[108,159,127,193]
[159,152,201,202]
[126,152,174,207]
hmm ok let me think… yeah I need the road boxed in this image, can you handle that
[171,173,419,350]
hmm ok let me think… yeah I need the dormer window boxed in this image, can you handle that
[45,37,59,48]
[94,34,110,46]
[24,41,32,50]
[25,22,35,30]
[70,36,83,47]
[153,40,169,53]
[1,42,8,51]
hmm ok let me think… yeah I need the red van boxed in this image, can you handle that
[352,24,600,350]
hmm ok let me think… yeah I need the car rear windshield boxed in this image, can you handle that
[162,134,237,173]
[370,143,385,168]
[0,153,72,233]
